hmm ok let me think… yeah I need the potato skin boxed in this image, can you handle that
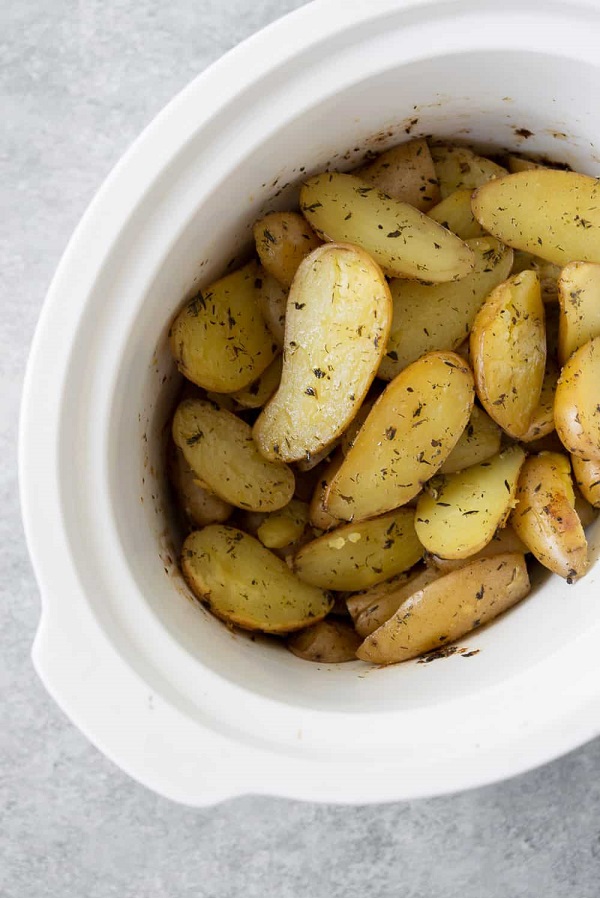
[431,145,507,198]
[572,454,600,508]
[356,139,440,211]
[348,567,440,638]
[557,261,600,365]
[256,269,287,348]
[182,526,332,633]
[254,212,320,288]
[287,619,361,662]
[167,443,232,528]
[554,337,600,461]
[169,261,277,392]
[356,553,530,665]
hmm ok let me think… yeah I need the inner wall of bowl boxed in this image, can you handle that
[112,49,600,713]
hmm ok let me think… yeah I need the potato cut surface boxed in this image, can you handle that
[557,261,600,365]
[554,337,600,461]
[428,188,487,240]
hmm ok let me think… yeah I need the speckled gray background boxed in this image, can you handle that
[3,1,600,895]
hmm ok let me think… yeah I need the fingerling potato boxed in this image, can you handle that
[253,243,392,462]
[256,269,288,347]
[356,553,530,664]
[309,451,344,531]
[257,499,309,549]
[554,337,600,461]
[518,354,560,442]
[571,454,600,508]
[254,212,321,288]
[439,406,502,474]
[325,351,475,522]
[230,355,282,409]
[557,261,600,364]
[169,261,277,392]
[510,452,588,580]
[430,145,507,198]
[427,188,487,240]
[299,172,474,282]
[173,398,294,511]
[349,567,441,638]
[287,619,361,662]
[427,524,528,572]
[506,155,547,173]
[182,526,332,633]
[511,251,560,304]
[168,443,232,527]
[470,270,546,438]
[355,139,440,210]
[293,508,424,591]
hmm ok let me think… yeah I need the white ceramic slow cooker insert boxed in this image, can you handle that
[20,0,600,805]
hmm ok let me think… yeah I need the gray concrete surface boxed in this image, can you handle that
[2,1,600,895]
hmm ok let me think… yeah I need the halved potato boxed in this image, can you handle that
[348,567,441,638]
[379,237,513,379]
[470,270,546,438]
[554,337,600,461]
[293,508,424,591]
[340,397,377,456]
[356,553,530,664]
[519,354,560,442]
[427,188,487,240]
[472,170,600,266]
[309,451,344,531]
[253,243,392,462]
[511,251,560,303]
[430,145,507,198]
[506,155,547,173]
[439,406,502,474]
[427,524,528,572]
[415,446,525,559]
[169,261,277,392]
[325,351,475,522]
[299,172,474,282]
[173,398,294,511]
[181,526,332,633]
[256,269,288,347]
[557,261,600,364]
[230,355,282,409]
[355,139,440,211]
[287,619,361,662]
[572,454,600,508]
[510,452,588,580]
[253,212,321,287]
[168,443,232,528]
[256,499,309,550]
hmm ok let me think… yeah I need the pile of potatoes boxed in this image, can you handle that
[168,138,600,666]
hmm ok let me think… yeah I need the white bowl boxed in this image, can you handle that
[20,0,600,806]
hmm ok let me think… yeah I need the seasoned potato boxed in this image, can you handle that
[296,443,338,473]
[519,354,560,442]
[257,499,309,549]
[427,189,487,240]
[510,452,588,580]
[439,406,502,474]
[511,251,560,303]
[253,244,392,462]
[293,508,423,591]
[173,398,294,511]
[572,454,600,508]
[356,553,530,664]
[348,567,441,638]
[557,262,600,364]
[554,337,600,461]
[380,237,513,379]
[472,170,600,266]
[309,451,344,531]
[230,355,282,409]
[182,526,332,633]
[427,524,528,572]
[287,619,361,662]
[415,445,526,559]
[506,155,547,173]
[325,351,474,522]
[169,261,277,392]
[253,212,320,288]
[168,443,232,527]
[356,139,440,211]
[256,269,287,347]
[430,145,507,198]
[299,172,474,282]
[470,270,546,438]
[340,397,377,456]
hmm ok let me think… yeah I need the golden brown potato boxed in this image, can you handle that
[173,398,294,512]
[356,553,530,665]
[229,355,282,409]
[256,499,309,550]
[348,567,441,638]
[572,454,600,508]
[355,139,440,210]
[554,337,600,461]
[557,261,600,365]
[511,251,560,304]
[287,619,361,662]
[379,237,513,379]
[415,446,525,559]
[168,443,232,527]
[472,170,600,266]
[510,452,588,580]
[253,244,392,463]
[182,526,332,633]
[256,269,288,347]
[470,270,546,438]
[299,172,474,282]
[253,212,320,288]
[427,189,487,240]
[293,508,424,591]
[427,524,529,572]
[430,145,507,198]
[439,406,502,474]
[169,261,277,392]
[325,351,475,522]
